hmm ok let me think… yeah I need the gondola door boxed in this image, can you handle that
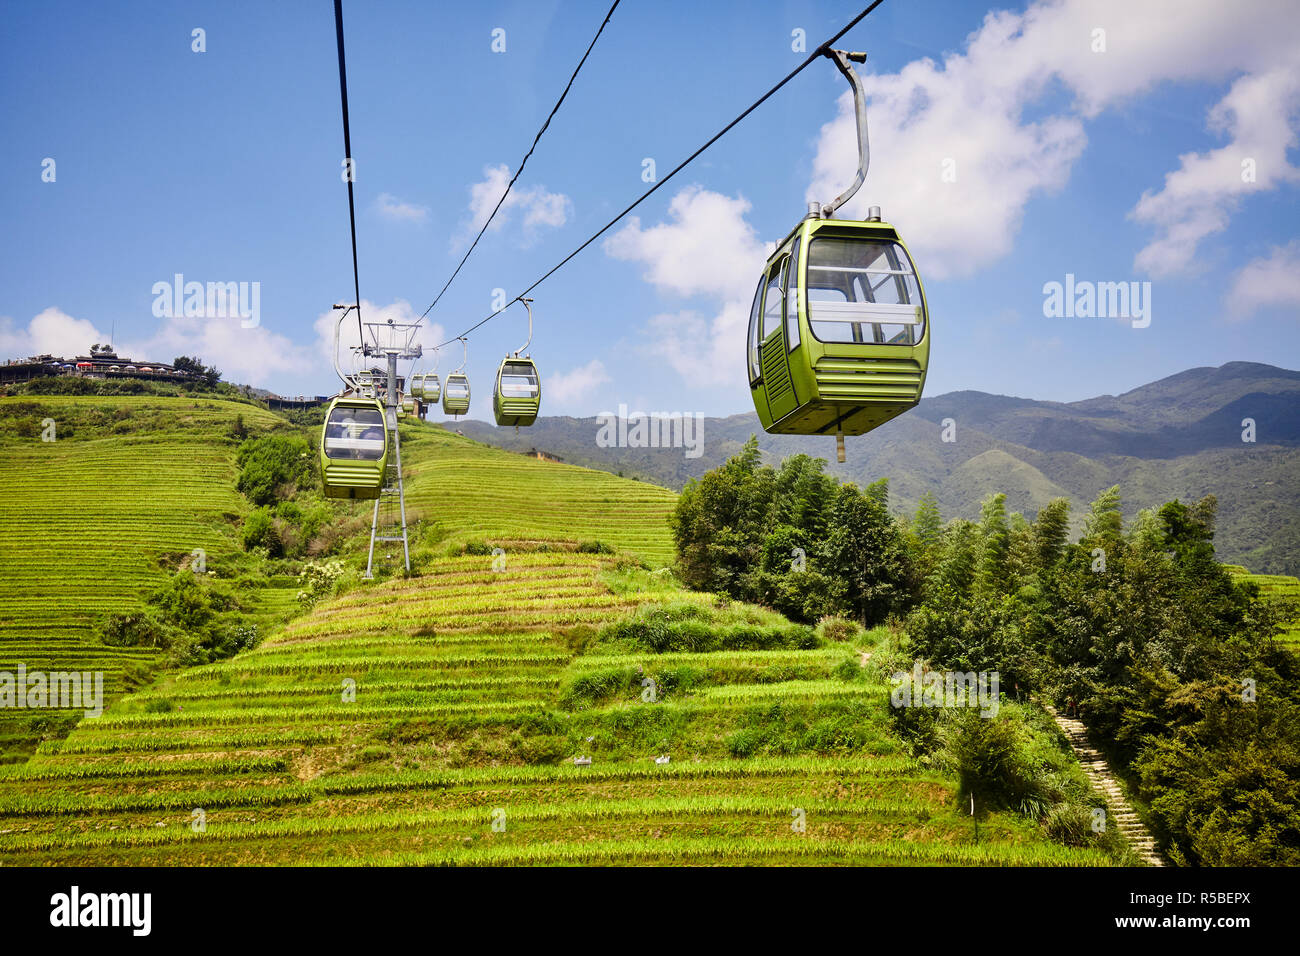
[759,252,797,424]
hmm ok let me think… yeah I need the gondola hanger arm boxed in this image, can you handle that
[331,303,359,390]
[514,297,535,358]
[819,49,870,219]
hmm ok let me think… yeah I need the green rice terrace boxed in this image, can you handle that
[0,396,298,758]
[0,393,1123,865]
[1226,566,1300,648]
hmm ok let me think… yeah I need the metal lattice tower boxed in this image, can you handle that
[356,318,421,578]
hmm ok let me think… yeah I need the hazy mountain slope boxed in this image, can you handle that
[457,362,1300,574]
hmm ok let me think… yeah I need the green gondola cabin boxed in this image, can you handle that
[747,214,929,440]
[493,359,541,427]
[442,373,470,416]
[319,396,388,499]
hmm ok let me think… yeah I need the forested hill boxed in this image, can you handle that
[457,362,1300,575]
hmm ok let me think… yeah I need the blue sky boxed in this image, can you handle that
[2,0,1297,423]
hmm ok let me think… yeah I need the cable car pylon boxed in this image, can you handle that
[323,304,420,578]
[362,313,421,578]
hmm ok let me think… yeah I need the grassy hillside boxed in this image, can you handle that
[0,554,1110,866]
[400,426,675,568]
[0,402,1114,866]
[0,395,299,761]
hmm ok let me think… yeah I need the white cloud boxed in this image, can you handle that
[125,314,310,389]
[1227,240,1300,319]
[0,305,310,388]
[545,358,610,407]
[455,164,571,249]
[0,307,107,358]
[0,298,449,396]
[605,187,769,300]
[604,186,771,388]
[808,25,1084,279]
[640,304,753,390]
[805,0,1300,280]
[1132,58,1300,276]
[374,192,429,223]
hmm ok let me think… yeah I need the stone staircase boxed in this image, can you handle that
[1050,708,1166,867]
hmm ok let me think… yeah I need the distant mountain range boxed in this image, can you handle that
[455,362,1300,575]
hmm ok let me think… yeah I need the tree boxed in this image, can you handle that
[1032,497,1071,570]
[913,492,943,553]
[173,355,221,386]
[976,492,1011,597]
[671,436,772,597]
[1083,484,1123,542]
[769,453,836,540]
[821,483,913,626]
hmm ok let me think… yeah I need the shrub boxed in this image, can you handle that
[600,611,816,654]
[242,507,281,556]
[147,571,235,630]
[941,709,1043,811]
[235,434,311,505]
[95,612,173,649]
[297,559,346,607]
[816,615,860,643]
[1042,802,1096,847]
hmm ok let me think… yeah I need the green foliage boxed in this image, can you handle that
[672,440,914,625]
[1032,497,1070,570]
[671,436,772,597]
[94,571,255,667]
[235,433,311,506]
[598,601,817,654]
[821,483,913,625]
[242,507,280,555]
[894,480,1300,865]
[815,616,861,643]
[976,493,1011,596]
[942,709,1042,812]
[94,612,171,649]
[147,570,233,630]
[172,355,221,386]
[911,492,943,577]
[1135,692,1300,866]
[1083,484,1123,543]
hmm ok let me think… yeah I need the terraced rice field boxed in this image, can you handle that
[401,426,676,567]
[1226,565,1300,648]
[0,396,295,760]
[0,553,1109,866]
